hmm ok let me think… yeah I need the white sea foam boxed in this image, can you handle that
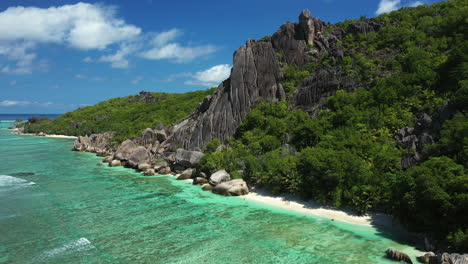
[0,175,35,193]
[0,120,15,122]
[31,238,95,263]
[0,175,35,186]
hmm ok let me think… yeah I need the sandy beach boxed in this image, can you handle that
[44,134,78,139]
[8,128,77,139]
[243,188,402,230]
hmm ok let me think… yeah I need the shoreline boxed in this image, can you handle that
[8,129,78,139]
[242,188,404,231]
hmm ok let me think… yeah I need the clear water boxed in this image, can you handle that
[0,121,422,264]
[0,114,59,122]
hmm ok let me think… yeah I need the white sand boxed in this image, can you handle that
[243,188,399,229]
[10,131,77,139]
[44,135,77,139]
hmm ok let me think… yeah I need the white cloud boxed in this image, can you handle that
[0,41,36,74]
[131,76,144,84]
[74,74,107,81]
[0,4,219,72]
[0,3,140,73]
[0,100,32,106]
[376,0,425,15]
[99,43,138,68]
[185,64,231,86]
[82,56,93,63]
[140,29,217,63]
[0,3,141,49]
[152,29,181,46]
[410,1,424,7]
[376,0,401,15]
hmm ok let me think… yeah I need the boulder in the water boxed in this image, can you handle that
[385,249,413,264]
[110,160,122,167]
[212,179,249,196]
[209,170,230,186]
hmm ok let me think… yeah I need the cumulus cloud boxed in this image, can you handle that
[185,64,231,86]
[131,76,144,84]
[376,0,401,14]
[82,56,93,63]
[0,100,32,106]
[0,41,36,74]
[0,3,219,72]
[410,1,424,7]
[99,43,138,68]
[140,30,217,63]
[376,0,425,15]
[0,3,141,49]
[0,2,140,73]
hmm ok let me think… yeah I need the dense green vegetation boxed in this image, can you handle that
[24,89,215,144]
[200,0,468,251]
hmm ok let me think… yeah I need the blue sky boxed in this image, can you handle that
[0,0,443,113]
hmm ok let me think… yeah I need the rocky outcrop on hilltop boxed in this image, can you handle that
[395,101,457,168]
[71,9,385,197]
[168,9,355,150]
[169,39,286,150]
[73,132,115,156]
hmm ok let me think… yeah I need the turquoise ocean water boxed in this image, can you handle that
[0,120,422,264]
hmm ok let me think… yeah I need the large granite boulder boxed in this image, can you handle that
[175,149,204,168]
[193,177,209,185]
[73,132,114,153]
[177,168,194,180]
[134,128,158,148]
[209,170,231,186]
[438,253,468,264]
[155,130,167,143]
[169,38,286,150]
[114,140,138,161]
[417,252,436,264]
[212,179,249,196]
[385,249,413,264]
[109,160,122,167]
[127,146,150,168]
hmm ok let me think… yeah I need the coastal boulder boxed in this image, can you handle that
[154,160,168,170]
[212,179,249,196]
[385,249,413,264]
[143,169,156,176]
[202,184,214,191]
[177,168,194,180]
[127,146,150,168]
[155,130,167,143]
[138,163,152,171]
[103,155,113,163]
[110,160,122,167]
[193,177,209,185]
[114,140,137,161]
[175,149,204,168]
[438,253,468,264]
[209,170,231,186]
[158,167,172,175]
[417,252,436,264]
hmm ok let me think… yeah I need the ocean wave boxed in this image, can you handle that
[0,175,35,188]
[0,120,15,122]
[31,238,95,263]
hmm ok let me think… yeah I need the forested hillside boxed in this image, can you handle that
[199,0,468,251]
[23,89,215,144]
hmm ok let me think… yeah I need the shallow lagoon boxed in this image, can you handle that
[0,121,421,263]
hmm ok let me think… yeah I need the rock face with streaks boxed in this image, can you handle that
[169,10,339,150]
[73,132,115,154]
[170,39,286,150]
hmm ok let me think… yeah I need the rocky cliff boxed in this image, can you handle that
[169,10,356,150]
